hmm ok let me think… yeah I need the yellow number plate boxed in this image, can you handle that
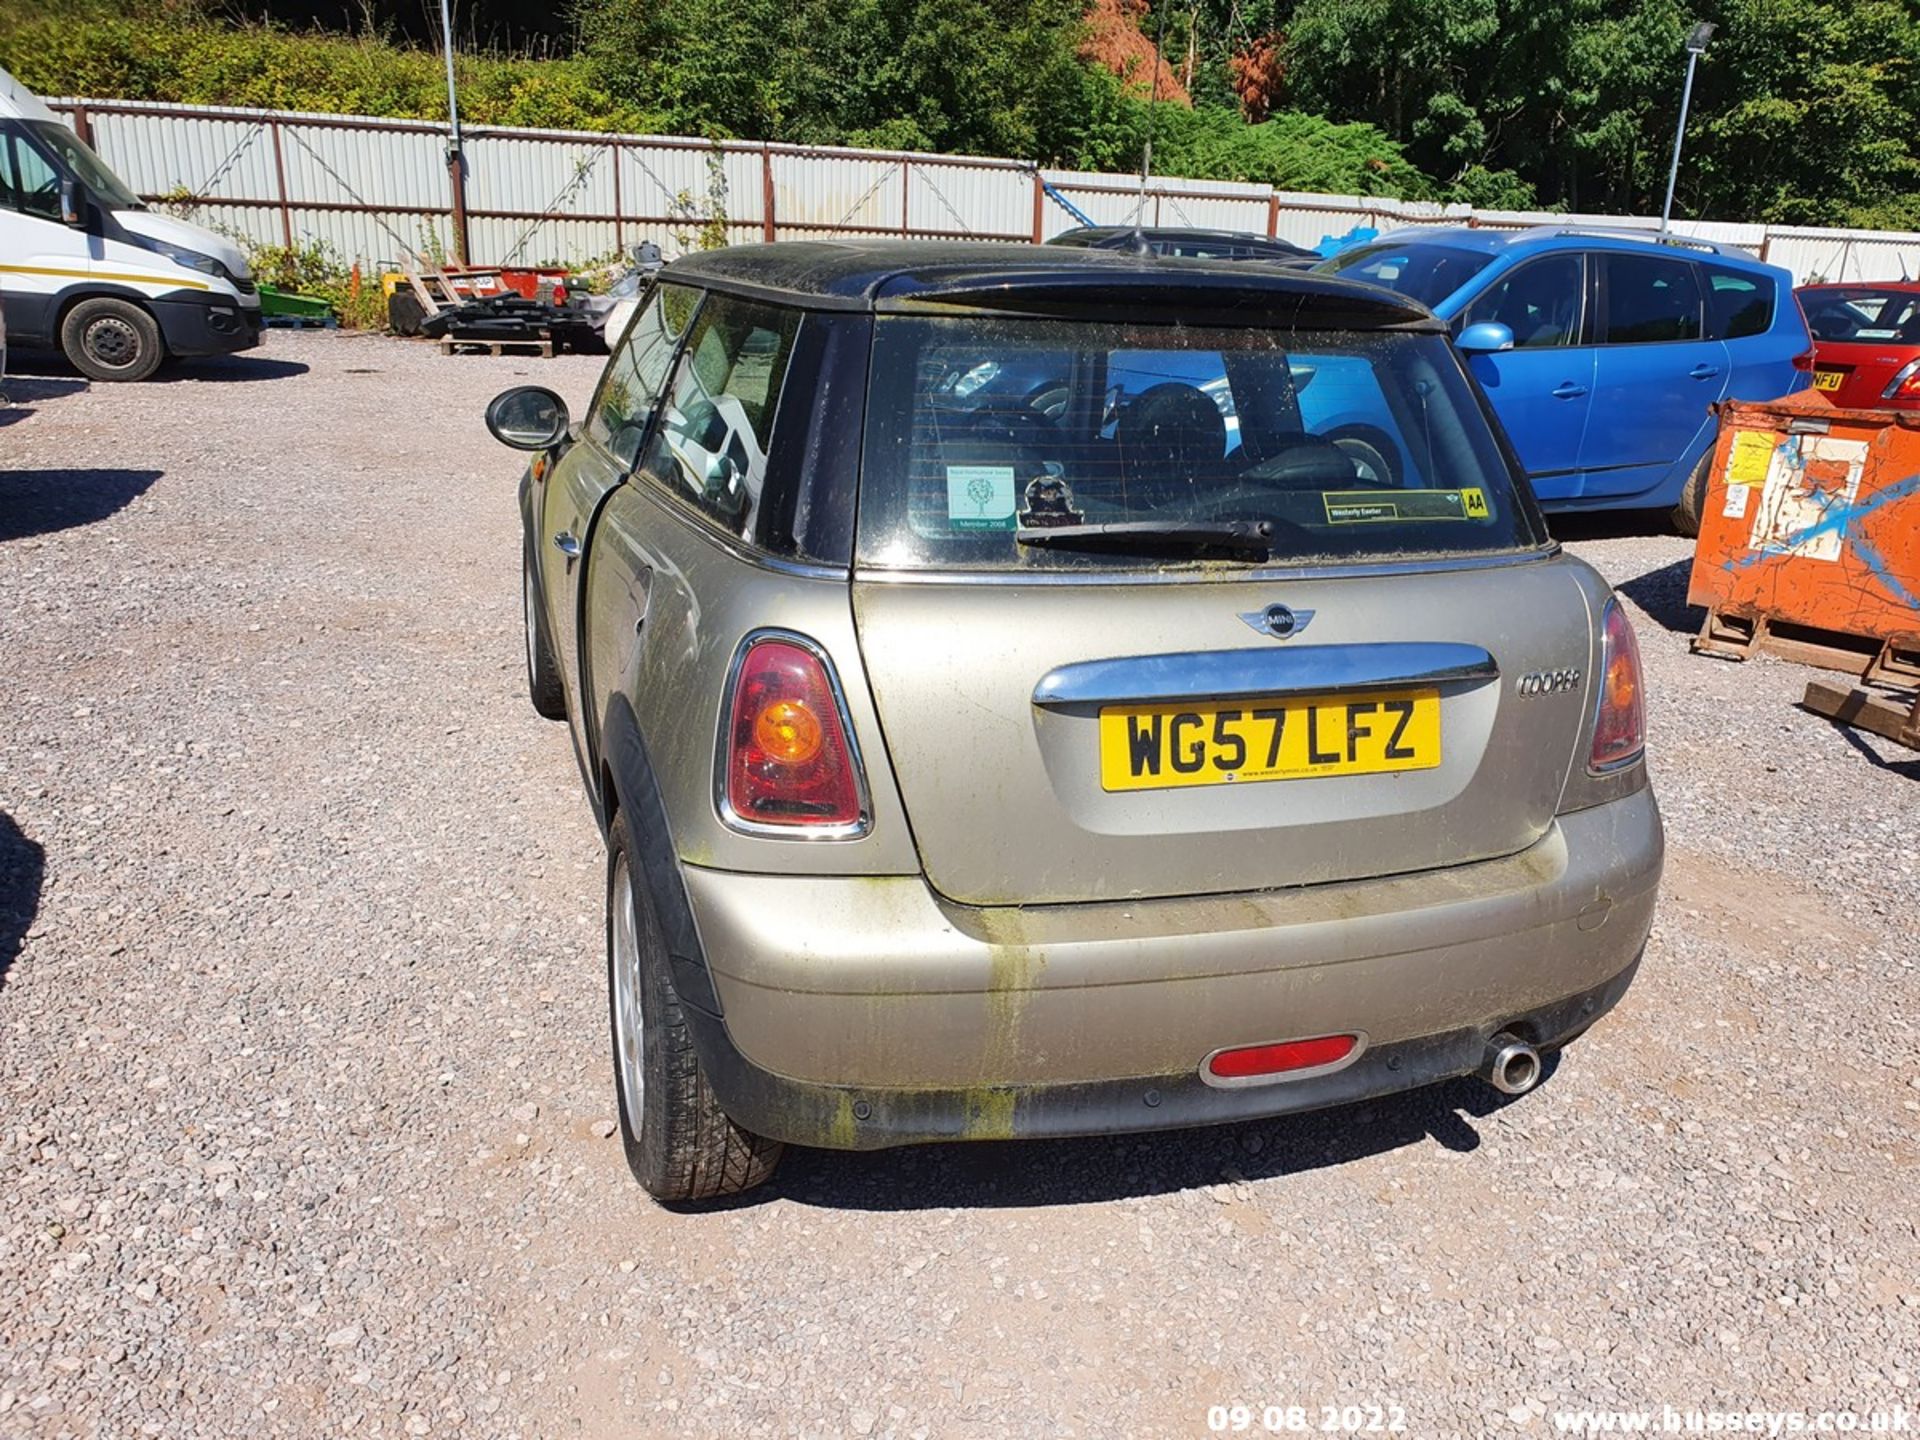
[1098,689,1442,792]
[1813,369,1845,392]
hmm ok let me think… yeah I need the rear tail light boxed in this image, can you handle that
[1791,347,1816,373]
[1589,599,1646,772]
[1204,1034,1360,1085]
[718,632,869,835]
[1883,358,1920,401]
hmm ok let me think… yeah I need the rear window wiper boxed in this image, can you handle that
[1014,519,1278,561]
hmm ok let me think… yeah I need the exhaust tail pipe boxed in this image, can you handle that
[1480,1031,1542,1096]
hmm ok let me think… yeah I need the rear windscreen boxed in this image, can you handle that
[1802,288,1920,343]
[856,315,1547,571]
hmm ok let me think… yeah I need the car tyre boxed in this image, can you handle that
[607,814,783,1203]
[1671,450,1712,538]
[61,298,166,383]
[1323,424,1402,487]
[523,555,567,721]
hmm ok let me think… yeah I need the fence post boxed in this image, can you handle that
[610,142,623,252]
[71,104,93,146]
[1032,170,1045,242]
[761,146,776,242]
[901,158,911,238]
[448,145,472,265]
[268,120,295,250]
[1266,192,1280,238]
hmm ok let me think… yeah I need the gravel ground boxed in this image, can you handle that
[1,330,1916,1440]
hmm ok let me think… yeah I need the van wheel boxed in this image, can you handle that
[1671,451,1712,538]
[61,298,165,382]
[523,555,566,720]
[607,816,782,1203]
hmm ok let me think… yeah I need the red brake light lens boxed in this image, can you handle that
[1206,1034,1358,1081]
[1589,600,1646,772]
[1883,359,1920,401]
[723,637,865,830]
[1791,347,1816,373]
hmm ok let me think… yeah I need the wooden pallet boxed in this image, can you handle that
[438,336,552,358]
[1802,678,1920,751]
[1694,606,1920,686]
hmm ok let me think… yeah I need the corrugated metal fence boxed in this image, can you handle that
[48,97,1920,285]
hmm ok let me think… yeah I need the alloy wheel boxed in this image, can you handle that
[609,854,646,1126]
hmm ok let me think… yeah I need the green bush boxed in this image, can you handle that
[243,239,387,329]
[1149,104,1432,199]
[1,0,1435,203]
[0,6,658,134]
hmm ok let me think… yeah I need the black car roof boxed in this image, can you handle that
[1050,225,1311,252]
[662,240,1440,330]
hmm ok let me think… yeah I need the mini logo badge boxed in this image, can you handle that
[1517,667,1583,697]
[1239,603,1315,640]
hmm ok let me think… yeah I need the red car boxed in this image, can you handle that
[1797,281,1920,408]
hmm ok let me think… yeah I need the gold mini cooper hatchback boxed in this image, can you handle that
[486,241,1662,1203]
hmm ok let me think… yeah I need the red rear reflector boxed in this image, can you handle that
[723,637,865,830]
[1206,1034,1356,1080]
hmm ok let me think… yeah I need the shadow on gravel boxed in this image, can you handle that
[1546,509,1679,542]
[1616,557,1702,635]
[3,349,309,384]
[0,468,164,543]
[1825,718,1920,780]
[1,376,89,425]
[752,1060,1559,1213]
[0,813,44,992]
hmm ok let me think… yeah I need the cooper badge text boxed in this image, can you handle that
[1516,667,1583,697]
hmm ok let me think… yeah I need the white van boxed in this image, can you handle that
[1,67,261,381]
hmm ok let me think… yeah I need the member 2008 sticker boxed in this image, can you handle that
[945,464,1017,531]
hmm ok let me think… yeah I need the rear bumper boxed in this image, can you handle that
[681,786,1662,1149]
[152,293,262,357]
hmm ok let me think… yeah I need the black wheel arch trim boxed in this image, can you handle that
[599,694,725,1021]
[7,281,170,348]
[519,506,558,674]
[52,279,210,327]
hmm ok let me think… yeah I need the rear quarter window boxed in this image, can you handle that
[1704,263,1775,339]
[634,292,800,541]
[856,316,1547,572]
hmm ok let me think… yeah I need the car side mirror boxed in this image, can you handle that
[1456,321,1515,355]
[485,386,570,450]
[59,177,85,228]
[704,450,741,493]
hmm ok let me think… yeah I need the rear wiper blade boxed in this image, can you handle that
[1014,519,1275,560]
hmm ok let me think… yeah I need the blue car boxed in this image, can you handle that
[1315,226,1812,521]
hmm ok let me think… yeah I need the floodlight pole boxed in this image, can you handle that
[1135,0,1173,230]
[1658,21,1720,234]
[438,0,470,264]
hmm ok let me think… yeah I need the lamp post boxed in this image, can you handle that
[1659,21,1716,234]
[438,0,470,265]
